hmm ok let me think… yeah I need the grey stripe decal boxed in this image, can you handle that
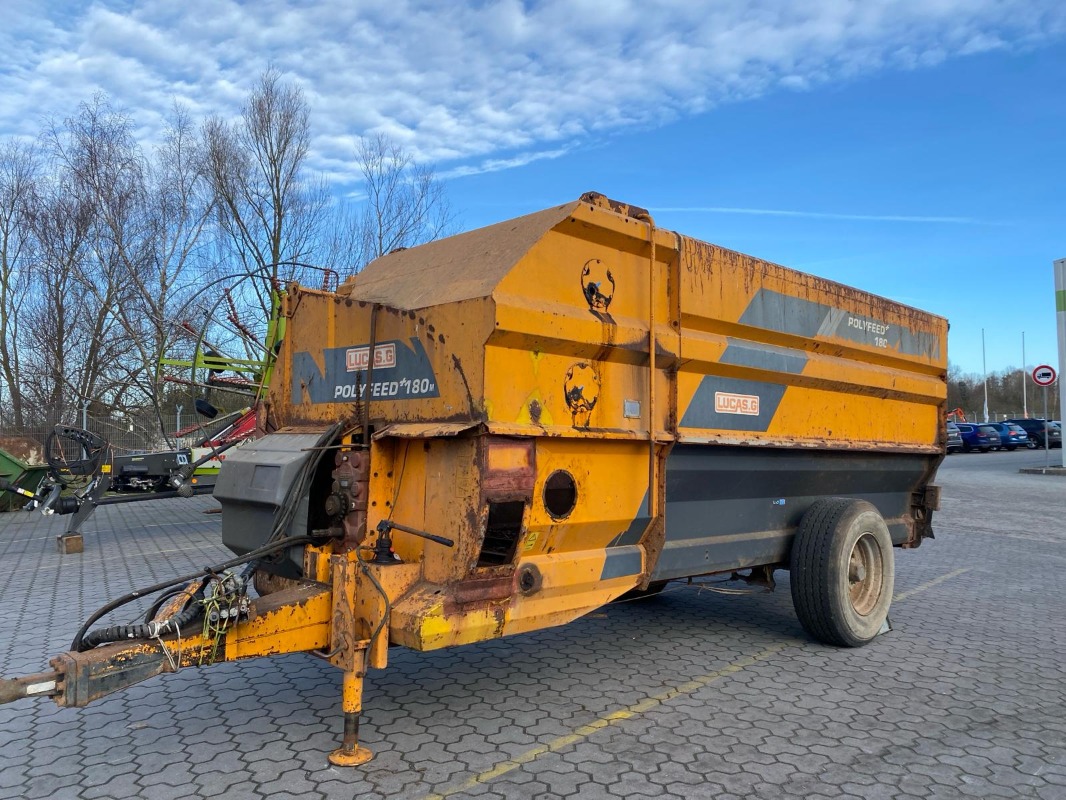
[682,287,938,433]
[600,546,643,580]
[720,338,808,375]
[679,376,788,432]
[647,445,935,581]
[739,289,940,359]
[608,490,649,547]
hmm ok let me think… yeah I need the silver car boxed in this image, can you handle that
[946,421,963,454]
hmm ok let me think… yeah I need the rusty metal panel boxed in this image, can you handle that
[482,201,679,442]
[338,202,577,309]
[479,436,535,502]
[674,236,947,452]
[275,290,496,429]
[0,436,46,467]
[373,422,479,440]
[268,192,947,656]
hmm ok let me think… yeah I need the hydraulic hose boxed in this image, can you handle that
[79,586,207,650]
[74,424,342,652]
[72,534,318,651]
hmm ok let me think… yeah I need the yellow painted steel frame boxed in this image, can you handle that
[49,583,333,711]
[336,432,647,652]
[0,194,953,771]
[33,193,948,765]
[263,192,947,662]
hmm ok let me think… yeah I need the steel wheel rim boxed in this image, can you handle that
[848,532,883,616]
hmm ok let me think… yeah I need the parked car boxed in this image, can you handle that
[946,422,964,454]
[1003,418,1063,449]
[954,423,1002,453]
[1008,423,1035,449]
[984,422,1029,451]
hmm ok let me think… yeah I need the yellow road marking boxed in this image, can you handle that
[893,567,971,603]
[424,564,971,798]
[420,642,789,800]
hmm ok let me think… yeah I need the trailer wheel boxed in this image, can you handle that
[790,498,894,647]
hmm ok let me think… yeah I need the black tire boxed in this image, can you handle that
[1006,446,1016,452]
[789,498,894,648]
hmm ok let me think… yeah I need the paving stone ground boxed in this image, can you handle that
[1,448,1064,799]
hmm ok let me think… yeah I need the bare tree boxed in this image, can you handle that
[24,96,161,424]
[0,78,457,436]
[139,106,215,416]
[38,97,216,426]
[203,68,331,325]
[21,168,96,420]
[327,133,455,275]
[0,141,38,427]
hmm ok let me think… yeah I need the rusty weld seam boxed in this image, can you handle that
[419,642,789,800]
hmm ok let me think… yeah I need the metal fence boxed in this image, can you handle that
[0,409,237,454]
[955,410,1061,424]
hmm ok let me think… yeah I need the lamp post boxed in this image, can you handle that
[1055,258,1066,468]
[1022,331,1028,418]
[982,329,989,422]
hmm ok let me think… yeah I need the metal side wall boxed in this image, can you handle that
[650,444,939,582]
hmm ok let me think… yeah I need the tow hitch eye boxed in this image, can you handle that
[0,672,62,705]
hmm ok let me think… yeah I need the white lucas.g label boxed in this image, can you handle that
[714,391,760,416]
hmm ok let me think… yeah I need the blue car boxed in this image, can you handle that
[954,423,1001,453]
[984,422,1029,451]
[1003,418,1063,449]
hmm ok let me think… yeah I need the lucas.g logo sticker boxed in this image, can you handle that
[345,343,396,371]
[714,391,760,416]
[292,338,440,404]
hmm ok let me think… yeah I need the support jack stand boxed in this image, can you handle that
[56,534,83,554]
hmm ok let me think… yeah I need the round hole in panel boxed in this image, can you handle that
[543,470,577,519]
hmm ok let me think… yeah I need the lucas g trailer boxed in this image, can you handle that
[0,193,947,767]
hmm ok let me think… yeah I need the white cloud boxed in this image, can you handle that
[0,0,1062,179]
[439,147,574,179]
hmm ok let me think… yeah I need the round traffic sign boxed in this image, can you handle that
[1032,364,1057,386]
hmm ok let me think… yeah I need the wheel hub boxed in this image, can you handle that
[848,533,883,616]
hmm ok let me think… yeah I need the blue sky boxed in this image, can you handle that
[2,1,1064,376]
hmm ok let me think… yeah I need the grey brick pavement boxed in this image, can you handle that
[0,451,1064,799]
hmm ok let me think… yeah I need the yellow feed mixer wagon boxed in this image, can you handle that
[0,192,946,766]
